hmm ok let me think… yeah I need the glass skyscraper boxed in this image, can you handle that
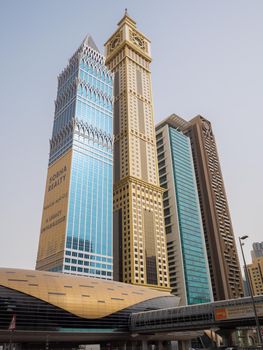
[156,115,213,304]
[36,36,113,279]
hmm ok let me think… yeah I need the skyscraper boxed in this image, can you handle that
[185,115,243,300]
[156,115,213,305]
[36,36,114,279]
[104,12,170,291]
[247,257,263,296]
[251,242,263,259]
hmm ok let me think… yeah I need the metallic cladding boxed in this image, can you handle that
[36,150,72,271]
[0,268,176,319]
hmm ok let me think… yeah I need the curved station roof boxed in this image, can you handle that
[0,268,178,319]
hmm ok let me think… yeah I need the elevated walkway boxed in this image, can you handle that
[130,295,263,333]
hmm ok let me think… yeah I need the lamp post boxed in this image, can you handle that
[239,235,263,348]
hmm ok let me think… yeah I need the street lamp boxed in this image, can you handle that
[239,235,263,348]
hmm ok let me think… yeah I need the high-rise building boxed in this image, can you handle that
[247,257,263,296]
[251,242,263,260]
[156,116,213,305]
[104,12,170,291]
[36,36,114,279]
[184,115,243,300]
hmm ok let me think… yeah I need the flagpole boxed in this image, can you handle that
[8,314,16,350]
[9,329,12,350]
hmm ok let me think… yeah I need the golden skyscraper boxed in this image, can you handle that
[247,257,263,296]
[105,12,170,291]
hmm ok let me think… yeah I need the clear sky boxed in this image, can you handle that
[0,0,262,270]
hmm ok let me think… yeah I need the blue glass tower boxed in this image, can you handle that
[36,36,113,279]
[156,115,213,304]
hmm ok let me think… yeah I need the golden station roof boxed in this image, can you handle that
[0,268,174,319]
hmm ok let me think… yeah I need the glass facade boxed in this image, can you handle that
[169,127,212,304]
[37,37,113,279]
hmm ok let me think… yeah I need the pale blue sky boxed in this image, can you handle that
[0,0,262,269]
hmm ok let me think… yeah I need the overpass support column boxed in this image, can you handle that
[178,340,191,350]
[220,329,235,347]
[158,341,173,350]
[121,342,127,350]
[141,340,148,350]
[157,341,164,350]
[128,340,148,350]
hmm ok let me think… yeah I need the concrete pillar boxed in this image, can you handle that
[178,340,191,350]
[142,341,148,350]
[169,341,178,350]
[117,343,127,350]
[161,341,173,350]
[219,329,235,347]
[157,341,164,350]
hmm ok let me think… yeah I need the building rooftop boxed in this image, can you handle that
[81,34,100,53]
[155,114,191,132]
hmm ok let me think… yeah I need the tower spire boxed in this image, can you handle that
[81,34,100,53]
[117,9,136,27]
